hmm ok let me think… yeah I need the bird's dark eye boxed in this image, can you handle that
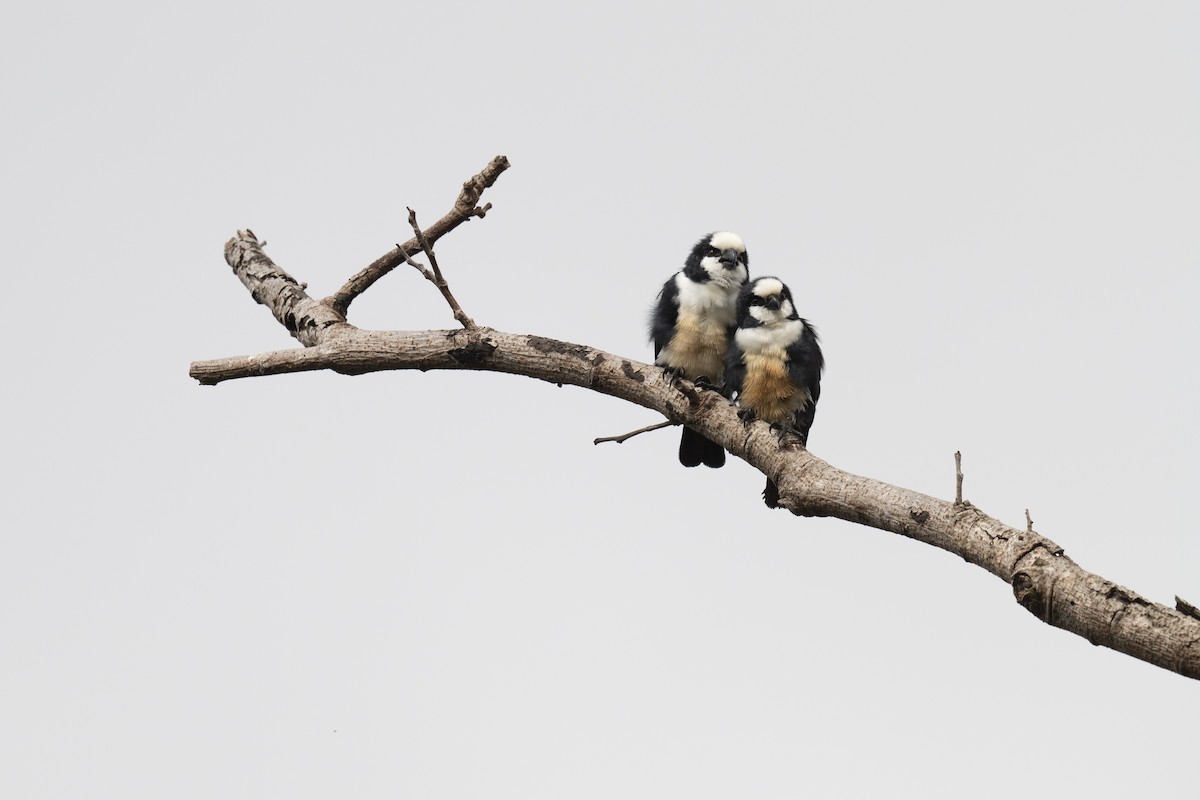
[749,296,765,306]
[706,246,720,257]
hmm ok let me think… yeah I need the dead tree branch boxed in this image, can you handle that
[189,161,1200,683]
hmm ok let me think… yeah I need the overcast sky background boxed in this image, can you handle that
[3,1,1198,797]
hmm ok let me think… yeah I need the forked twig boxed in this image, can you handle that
[402,207,476,329]
[325,155,509,316]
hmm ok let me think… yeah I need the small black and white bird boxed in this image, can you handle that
[725,276,824,507]
[649,231,750,468]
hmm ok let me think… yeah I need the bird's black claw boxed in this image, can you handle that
[769,422,794,443]
[692,375,720,392]
[660,365,684,388]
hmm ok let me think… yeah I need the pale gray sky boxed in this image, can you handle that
[3,1,1198,797]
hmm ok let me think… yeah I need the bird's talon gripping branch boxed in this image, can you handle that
[776,425,800,444]
[660,365,684,389]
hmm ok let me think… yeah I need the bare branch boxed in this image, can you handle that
[404,207,476,329]
[1025,508,1034,532]
[954,450,964,505]
[594,420,677,446]
[325,155,509,317]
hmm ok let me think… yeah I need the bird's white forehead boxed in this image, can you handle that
[752,278,785,297]
[709,231,745,252]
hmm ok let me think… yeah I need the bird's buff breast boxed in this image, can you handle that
[658,313,728,381]
[740,353,807,423]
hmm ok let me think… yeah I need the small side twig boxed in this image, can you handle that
[403,207,476,330]
[396,246,434,277]
[593,420,677,446]
[1025,509,1034,532]
[954,451,964,505]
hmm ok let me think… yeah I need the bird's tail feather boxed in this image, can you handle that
[763,478,781,508]
[679,426,725,468]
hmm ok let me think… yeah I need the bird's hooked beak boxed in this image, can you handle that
[719,249,741,269]
[765,295,781,311]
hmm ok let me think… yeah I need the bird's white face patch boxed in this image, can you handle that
[701,258,749,288]
[748,300,794,324]
[748,279,796,324]
[709,231,745,253]
[697,231,749,287]
[751,278,784,299]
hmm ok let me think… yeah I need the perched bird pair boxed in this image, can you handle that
[649,232,824,507]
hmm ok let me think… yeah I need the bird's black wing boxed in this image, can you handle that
[648,274,680,358]
[723,335,747,400]
[786,321,825,445]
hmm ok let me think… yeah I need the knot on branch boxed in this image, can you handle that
[449,336,497,366]
[1012,572,1048,621]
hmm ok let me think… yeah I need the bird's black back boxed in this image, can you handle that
[648,275,680,358]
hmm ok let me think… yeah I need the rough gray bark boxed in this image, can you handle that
[190,162,1200,682]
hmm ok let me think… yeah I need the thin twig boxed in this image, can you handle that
[955,451,964,505]
[325,155,509,316]
[408,208,446,285]
[396,245,434,279]
[404,207,476,329]
[594,420,677,445]
[1025,508,1034,532]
